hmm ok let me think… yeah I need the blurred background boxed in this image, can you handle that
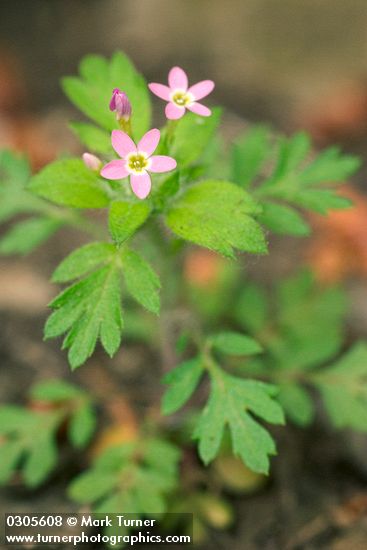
[2,0,367,136]
[2,1,367,549]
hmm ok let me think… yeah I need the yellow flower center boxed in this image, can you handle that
[172,90,191,107]
[127,153,148,173]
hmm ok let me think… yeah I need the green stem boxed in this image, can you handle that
[165,120,179,150]
[118,117,132,136]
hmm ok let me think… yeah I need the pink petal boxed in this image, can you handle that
[130,173,152,200]
[148,83,171,100]
[187,102,212,117]
[111,130,136,158]
[109,95,116,111]
[149,155,177,173]
[168,67,188,91]
[101,160,129,180]
[188,80,215,101]
[138,128,160,156]
[165,102,185,120]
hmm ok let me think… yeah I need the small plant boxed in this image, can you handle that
[1,51,367,539]
[0,380,96,487]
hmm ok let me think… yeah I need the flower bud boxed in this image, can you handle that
[82,152,102,171]
[109,88,132,121]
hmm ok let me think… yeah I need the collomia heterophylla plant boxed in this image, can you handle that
[0,51,366,529]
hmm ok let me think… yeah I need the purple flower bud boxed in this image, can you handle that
[82,152,102,171]
[109,88,132,121]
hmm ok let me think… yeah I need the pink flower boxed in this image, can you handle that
[82,152,102,171]
[100,129,177,200]
[109,88,132,121]
[149,67,215,120]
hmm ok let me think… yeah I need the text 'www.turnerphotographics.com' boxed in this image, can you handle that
[4,513,193,546]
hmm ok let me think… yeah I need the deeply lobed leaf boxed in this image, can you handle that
[68,438,180,516]
[165,180,267,257]
[194,372,284,474]
[46,265,123,369]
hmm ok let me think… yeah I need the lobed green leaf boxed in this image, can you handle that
[28,158,111,208]
[165,180,267,258]
[47,265,123,369]
[194,372,284,474]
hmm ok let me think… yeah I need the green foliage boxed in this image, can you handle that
[235,271,347,426]
[1,50,366,485]
[152,172,180,209]
[257,131,360,221]
[265,339,367,431]
[235,283,268,334]
[109,201,151,245]
[258,201,311,236]
[162,336,282,473]
[0,380,96,486]
[52,242,115,283]
[28,158,111,208]
[30,379,97,448]
[231,125,271,188]
[275,271,346,369]
[0,406,56,487]
[162,357,204,414]
[211,331,263,356]
[194,371,284,474]
[46,264,123,369]
[313,343,367,430]
[0,150,36,222]
[0,151,66,255]
[239,271,346,372]
[47,242,160,368]
[0,217,61,255]
[276,383,314,427]
[230,128,360,236]
[171,108,222,166]
[0,149,29,187]
[62,52,151,139]
[69,122,113,155]
[165,180,267,257]
[68,438,180,514]
[120,248,161,314]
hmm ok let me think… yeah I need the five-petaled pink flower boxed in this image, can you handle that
[149,67,215,120]
[100,129,177,199]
